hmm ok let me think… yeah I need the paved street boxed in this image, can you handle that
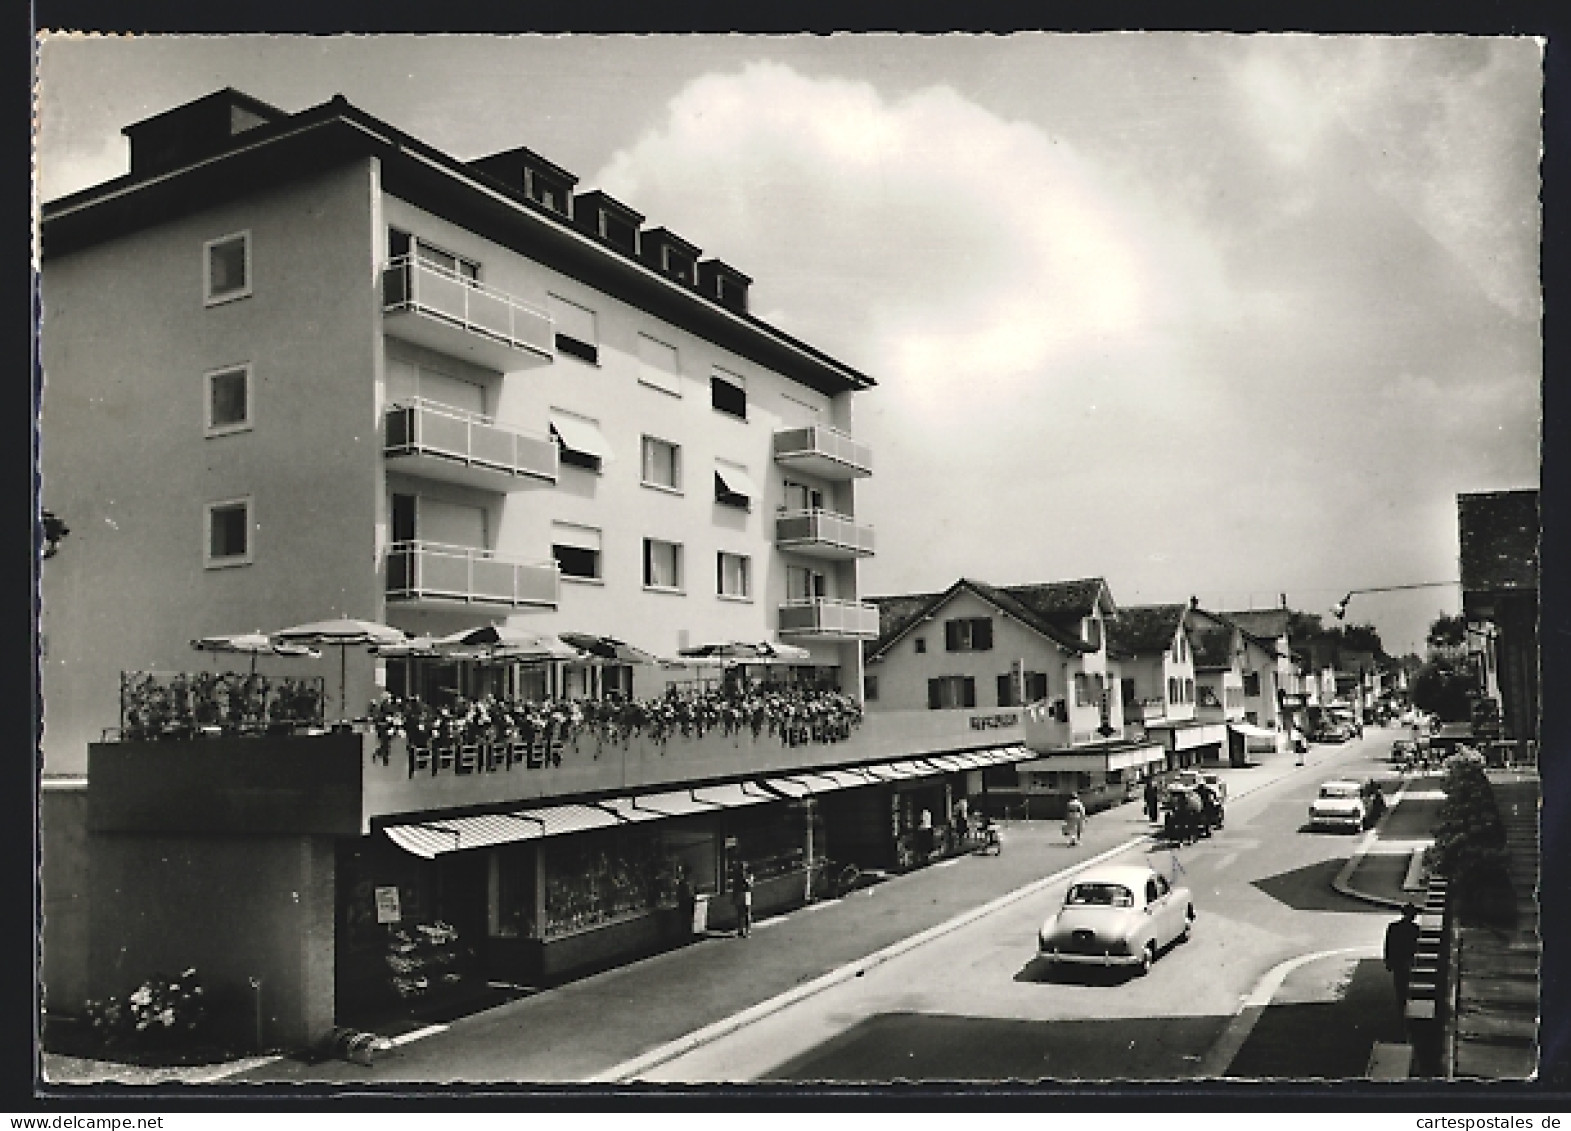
[227,729,1401,1086]
[641,732,1400,1083]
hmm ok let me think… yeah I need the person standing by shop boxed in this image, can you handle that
[954,796,970,844]
[917,808,934,864]
[1063,793,1087,847]
[1383,903,1420,1015]
[1143,777,1161,824]
[733,860,754,938]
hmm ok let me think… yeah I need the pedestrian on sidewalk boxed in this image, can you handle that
[1063,793,1087,846]
[1143,777,1161,824]
[917,807,934,863]
[733,860,754,938]
[954,796,970,844]
[1383,902,1420,1014]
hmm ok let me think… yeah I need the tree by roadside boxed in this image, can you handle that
[1428,750,1510,921]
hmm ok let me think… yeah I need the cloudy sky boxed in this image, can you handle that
[36,34,1543,656]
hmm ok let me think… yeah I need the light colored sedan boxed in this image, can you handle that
[1038,865,1195,974]
[1308,779,1367,831]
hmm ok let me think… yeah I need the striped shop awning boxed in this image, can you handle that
[624,790,723,817]
[691,781,778,808]
[759,776,813,799]
[818,767,879,789]
[383,803,621,859]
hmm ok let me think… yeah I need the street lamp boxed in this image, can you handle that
[1329,581,1458,620]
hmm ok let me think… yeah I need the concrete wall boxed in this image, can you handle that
[40,160,384,774]
[40,782,91,1017]
[376,196,866,691]
[87,832,336,1050]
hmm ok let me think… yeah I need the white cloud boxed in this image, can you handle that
[593,62,1232,415]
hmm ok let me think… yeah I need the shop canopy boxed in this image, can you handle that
[382,745,1037,857]
[1228,722,1278,740]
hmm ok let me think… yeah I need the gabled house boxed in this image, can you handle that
[865,577,1164,814]
[1106,604,1195,729]
[1221,607,1299,728]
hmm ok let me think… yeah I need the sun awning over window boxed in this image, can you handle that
[549,412,614,462]
[624,790,723,817]
[383,803,620,858]
[690,781,778,808]
[714,463,759,500]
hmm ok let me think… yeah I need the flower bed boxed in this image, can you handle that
[367,686,863,773]
[119,671,325,741]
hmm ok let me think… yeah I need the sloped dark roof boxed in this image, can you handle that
[866,592,940,657]
[1459,489,1539,592]
[996,577,1111,630]
[865,578,1093,661]
[1221,609,1290,640]
[1189,627,1235,671]
[1108,604,1186,658]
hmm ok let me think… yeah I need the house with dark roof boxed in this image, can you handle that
[1106,604,1196,729]
[865,577,1166,813]
[1458,489,1539,747]
[1221,607,1310,728]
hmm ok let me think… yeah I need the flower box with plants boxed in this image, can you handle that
[369,685,863,779]
[118,671,325,742]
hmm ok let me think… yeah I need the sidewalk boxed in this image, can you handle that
[42,743,1338,1087]
[1338,773,1444,908]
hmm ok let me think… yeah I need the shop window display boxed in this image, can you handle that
[544,831,683,937]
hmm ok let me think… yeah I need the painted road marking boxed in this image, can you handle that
[387,1023,450,1048]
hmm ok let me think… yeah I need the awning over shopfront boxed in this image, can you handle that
[1229,722,1278,740]
[384,803,621,858]
[691,781,777,808]
[624,789,724,817]
[383,745,1041,858]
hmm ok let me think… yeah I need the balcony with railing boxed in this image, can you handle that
[382,256,554,370]
[386,540,559,610]
[778,597,880,639]
[772,424,872,480]
[775,509,875,560]
[385,399,558,491]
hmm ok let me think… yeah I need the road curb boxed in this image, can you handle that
[587,832,1153,1083]
[1333,780,1416,910]
[1200,945,1381,1077]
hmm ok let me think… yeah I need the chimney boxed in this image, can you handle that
[122,88,287,178]
[1189,596,1199,610]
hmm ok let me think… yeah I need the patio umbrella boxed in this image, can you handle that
[437,626,585,666]
[752,641,813,665]
[190,632,320,675]
[558,632,662,666]
[271,618,409,720]
[370,634,445,659]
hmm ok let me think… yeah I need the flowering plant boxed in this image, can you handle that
[368,684,862,765]
[84,968,208,1048]
[121,672,325,741]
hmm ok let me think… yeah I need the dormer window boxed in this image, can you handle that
[662,247,695,284]
[1083,617,1102,649]
[574,191,645,256]
[523,169,572,215]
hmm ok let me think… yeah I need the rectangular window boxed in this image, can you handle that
[927,676,976,711]
[786,565,826,602]
[1025,672,1048,702]
[717,551,751,599]
[640,436,681,491]
[944,617,994,652]
[548,294,599,363]
[643,538,683,591]
[205,497,252,567]
[783,481,825,513]
[714,462,757,510]
[204,364,251,435]
[863,674,879,702]
[551,522,602,581]
[997,674,1021,708]
[914,638,927,654]
[550,410,611,472]
[1074,672,1091,708]
[390,227,479,282]
[1083,617,1103,648]
[711,368,747,419]
[1243,672,1261,697]
[204,231,251,305]
[637,334,681,396]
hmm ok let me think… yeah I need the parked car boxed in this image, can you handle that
[1312,722,1353,744]
[1038,865,1195,974]
[1308,779,1367,831]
